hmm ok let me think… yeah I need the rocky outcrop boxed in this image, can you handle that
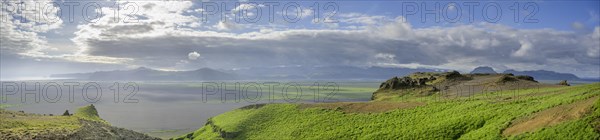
[63,110,71,116]
[379,76,433,90]
[444,71,463,79]
[515,75,536,82]
[378,71,468,90]
[558,80,570,86]
[372,71,544,101]
[496,75,517,83]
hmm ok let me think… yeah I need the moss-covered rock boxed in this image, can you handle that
[74,104,105,123]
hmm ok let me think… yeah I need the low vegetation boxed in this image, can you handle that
[0,105,158,139]
[174,72,600,140]
[0,109,81,139]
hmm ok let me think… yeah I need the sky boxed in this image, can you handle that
[1,0,599,80]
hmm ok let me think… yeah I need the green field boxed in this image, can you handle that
[175,83,600,139]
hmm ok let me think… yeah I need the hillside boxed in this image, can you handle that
[173,72,600,139]
[0,105,159,139]
[372,71,556,101]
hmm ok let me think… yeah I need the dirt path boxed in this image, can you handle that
[502,96,599,136]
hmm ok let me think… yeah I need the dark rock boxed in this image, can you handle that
[515,75,537,82]
[379,76,433,90]
[558,80,570,86]
[63,110,71,116]
[445,71,463,79]
[496,75,517,83]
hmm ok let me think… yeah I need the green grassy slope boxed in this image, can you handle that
[73,104,107,123]
[0,109,81,139]
[174,83,600,140]
[1,104,158,139]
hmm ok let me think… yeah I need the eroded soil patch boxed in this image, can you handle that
[502,96,599,136]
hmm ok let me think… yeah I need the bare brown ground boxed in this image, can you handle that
[502,96,599,136]
[298,101,426,113]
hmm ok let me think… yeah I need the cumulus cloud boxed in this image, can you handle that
[0,0,63,56]
[188,51,201,60]
[71,13,600,77]
[214,20,241,30]
[2,1,599,78]
[585,26,600,57]
[232,3,262,13]
[69,1,200,63]
[513,40,533,57]
[339,13,387,25]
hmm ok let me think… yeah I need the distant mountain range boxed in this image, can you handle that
[51,66,447,81]
[51,67,237,81]
[470,66,497,74]
[51,66,596,81]
[468,66,590,81]
[503,69,581,81]
[226,66,445,80]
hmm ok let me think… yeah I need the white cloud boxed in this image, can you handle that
[71,1,200,61]
[585,26,600,57]
[188,51,201,60]
[339,13,386,25]
[69,12,600,76]
[513,40,533,57]
[3,0,597,78]
[232,3,260,13]
[374,53,396,62]
[1,0,63,57]
[301,8,314,18]
[214,20,241,30]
